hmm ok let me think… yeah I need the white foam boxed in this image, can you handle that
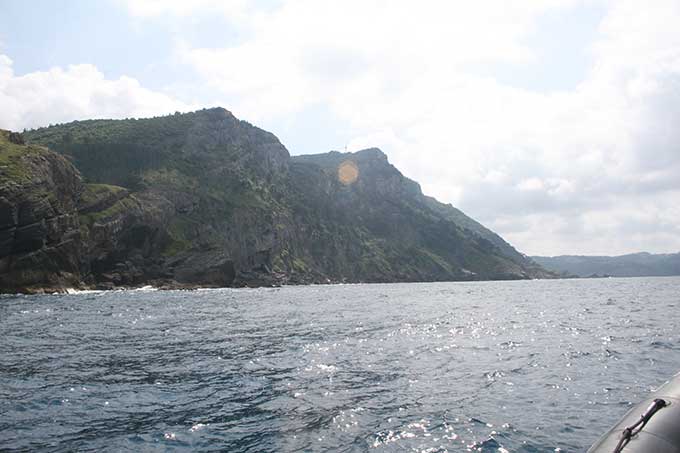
[65,288,103,294]
[134,285,158,292]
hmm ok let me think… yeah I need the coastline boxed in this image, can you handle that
[3,271,551,295]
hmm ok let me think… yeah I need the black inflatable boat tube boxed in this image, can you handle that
[588,372,680,453]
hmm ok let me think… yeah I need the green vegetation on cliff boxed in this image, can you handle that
[0,130,52,183]
[0,108,553,292]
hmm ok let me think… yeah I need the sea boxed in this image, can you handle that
[1,277,679,452]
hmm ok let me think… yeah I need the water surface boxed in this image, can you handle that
[1,277,679,452]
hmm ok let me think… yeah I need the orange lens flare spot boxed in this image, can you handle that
[337,160,359,185]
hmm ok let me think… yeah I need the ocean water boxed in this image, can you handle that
[1,277,679,452]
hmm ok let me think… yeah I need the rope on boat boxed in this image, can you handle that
[612,398,667,453]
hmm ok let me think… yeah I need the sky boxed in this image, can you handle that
[1,0,679,257]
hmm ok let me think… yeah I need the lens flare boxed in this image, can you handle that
[338,160,359,185]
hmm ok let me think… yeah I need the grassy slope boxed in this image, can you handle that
[0,130,52,183]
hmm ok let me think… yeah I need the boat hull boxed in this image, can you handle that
[588,373,680,452]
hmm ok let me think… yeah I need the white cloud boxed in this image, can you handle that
[517,178,545,192]
[177,1,575,121]
[0,56,194,131]
[165,0,680,255]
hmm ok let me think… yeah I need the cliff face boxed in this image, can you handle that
[289,149,550,282]
[0,108,551,292]
[0,130,83,291]
[0,130,176,292]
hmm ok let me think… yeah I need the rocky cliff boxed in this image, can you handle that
[289,149,548,281]
[0,108,551,292]
[0,129,177,292]
[0,130,83,292]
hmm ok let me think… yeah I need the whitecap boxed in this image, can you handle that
[134,285,158,292]
[189,423,207,432]
[65,288,103,294]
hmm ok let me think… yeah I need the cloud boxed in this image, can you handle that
[0,55,194,131]
[176,1,573,120]
[161,0,680,255]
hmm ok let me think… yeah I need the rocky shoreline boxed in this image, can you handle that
[9,269,546,295]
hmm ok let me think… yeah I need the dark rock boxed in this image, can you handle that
[96,281,115,290]
[17,197,52,226]
[0,197,18,229]
[8,132,24,145]
[0,227,16,256]
[13,221,47,253]
[172,252,236,287]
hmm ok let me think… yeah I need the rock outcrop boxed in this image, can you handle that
[0,130,83,292]
[0,108,553,293]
